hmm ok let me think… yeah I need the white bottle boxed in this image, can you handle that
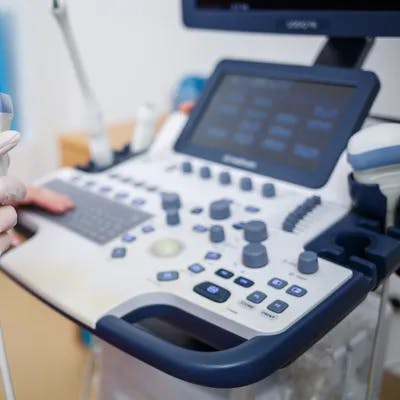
[130,103,157,154]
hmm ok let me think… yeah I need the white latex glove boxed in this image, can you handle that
[0,131,26,255]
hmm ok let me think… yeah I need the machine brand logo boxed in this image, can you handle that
[285,19,319,31]
[222,154,257,170]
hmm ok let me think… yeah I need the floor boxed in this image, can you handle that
[0,271,89,400]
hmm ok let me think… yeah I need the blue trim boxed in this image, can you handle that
[96,272,372,388]
[174,60,380,188]
[348,145,400,171]
[182,1,400,37]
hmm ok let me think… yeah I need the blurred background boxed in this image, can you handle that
[0,0,399,182]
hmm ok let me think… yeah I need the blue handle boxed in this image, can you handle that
[96,271,371,388]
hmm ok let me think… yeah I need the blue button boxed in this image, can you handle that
[122,233,136,243]
[115,192,129,200]
[190,207,203,215]
[194,281,231,303]
[219,171,232,185]
[142,225,155,234]
[233,222,246,230]
[200,166,212,179]
[268,278,288,290]
[111,247,126,258]
[99,186,112,193]
[132,198,146,207]
[267,300,289,314]
[262,183,276,198]
[181,161,193,173]
[193,224,208,233]
[240,177,253,191]
[205,251,221,260]
[245,205,260,213]
[287,285,307,297]
[188,263,205,273]
[247,291,267,304]
[157,271,179,282]
[234,276,254,288]
[282,220,296,232]
[215,268,234,279]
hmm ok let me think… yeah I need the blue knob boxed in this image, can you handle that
[262,183,276,198]
[166,209,180,226]
[242,243,268,268]
[210,225,225,243]
[209,200,231,220]
[244,220,268,242]
[161,192,181,210]
[298,251,319,274]
[240,177,253,191]
[181,161,193,173]
[219,171,231,185]
[200,166,211,179]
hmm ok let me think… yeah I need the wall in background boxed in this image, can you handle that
[7,0,400,182]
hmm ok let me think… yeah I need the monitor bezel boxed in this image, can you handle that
[174,60,380,188]
[182,1,400,37]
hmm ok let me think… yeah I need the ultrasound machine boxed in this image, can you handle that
[2,2,400,399]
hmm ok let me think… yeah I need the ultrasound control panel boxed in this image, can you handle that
[1,61,383,388]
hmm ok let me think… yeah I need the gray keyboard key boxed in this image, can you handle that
[35,179,152,245]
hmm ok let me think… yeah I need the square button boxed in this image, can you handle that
[247,291,267,304]
[122,233,136,243]
[190,207,203,215]
[287,285,307,297]
[193,281,231,303]
[205,251,221,260]
[188,263,205,274]
[111,247,126,258]
[215,268,234,279]
[232,222,246,230]
[157,271,179,282]
[193,224,208,233]
[268,278,288,290]
[267,300,289,314]
[142,225,155,234]
[132,198,146,207]
[245,205,260,213]
[234,276,254,288]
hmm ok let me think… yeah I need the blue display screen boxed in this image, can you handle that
[189,74,355,172]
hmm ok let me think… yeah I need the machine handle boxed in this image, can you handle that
[96,271,372,389]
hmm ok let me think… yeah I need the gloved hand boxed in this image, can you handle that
[0,130,26,255]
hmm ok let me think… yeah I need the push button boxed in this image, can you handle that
[194,281,231,303]
[205,251,221,260]
[244,220,268,242]
[247,291,267,304]
[218,171,231,185]
[245,205,260,214]
[193,224,208,233]
[111,247,127,258]
[181,161,193,173]
[298,251,319,274]
[122,233,136,243]
[190,207,203,215]
[262,183,276,198]
[215,268,234,279]
[210,225,225,243]
[142,225,155,234]
[242,243,268,268]
[166,209,180,226]
[200,166,212,179]
[234,276,254,288]
[267,300,289,314]
[268,278,288,290]
[132,198,146,207]
[209,200,231,220]
[287,285,307,297]
[240,177,253,191]
[188,263,205,273]
[162,192,181,210]
[157,271,179,282]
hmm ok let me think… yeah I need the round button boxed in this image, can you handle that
[262,183,276,198]
[218,171,231,185]
[244,220,268,242]
[298,251,319,274]
[210,225,225,243]
[200,166,212,179]
[151,238,184,258]
[161,192,181,210]
[166,209,180,226]
[209,200,231,220]
[181,161,193,173]
[240,177,253,191]
[242,243,268,268]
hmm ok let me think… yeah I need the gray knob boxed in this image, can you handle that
[209,200,231,220]
[262,183,276,198]
[162,192,181,210]
[200,166,211,179]
[166,209,180,226]
[181,161,193,173]
[298,251,319,274]
[210,225,225,243]
[242,243,268,268]
[244,220,268,242]
[240,177,253,191]
[219,171,231,185]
